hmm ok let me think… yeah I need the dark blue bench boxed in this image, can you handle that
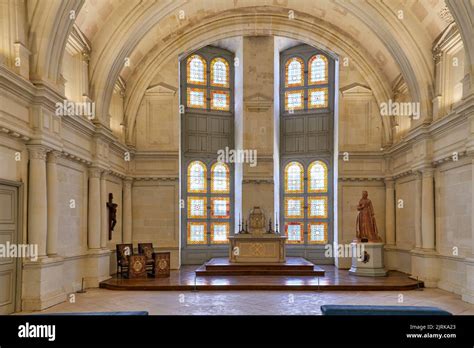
[321,305,451,316]
[37,311,149,316]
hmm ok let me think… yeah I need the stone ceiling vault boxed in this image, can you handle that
[26,0,471,146]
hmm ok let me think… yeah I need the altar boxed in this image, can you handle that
[194,207,323,276]
[229,206,286,263]
[229,234,286,263]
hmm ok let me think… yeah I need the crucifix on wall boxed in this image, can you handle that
[107,193,118,240]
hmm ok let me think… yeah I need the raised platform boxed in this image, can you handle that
[99,265,424,291]
[195,257,325,276]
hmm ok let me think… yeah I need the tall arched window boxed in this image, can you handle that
[181,46,234,263]
[280,45,334,258]
[186,161,231,245]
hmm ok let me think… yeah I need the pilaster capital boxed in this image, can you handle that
[100,170,110,180]
[27,145,48,161]
[420,167,435,178]
[123,177,133,188]
[384,177,395,188]
[88,167,102,178]
[47,150,61,163]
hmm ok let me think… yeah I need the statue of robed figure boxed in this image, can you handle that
[356,190,382,242]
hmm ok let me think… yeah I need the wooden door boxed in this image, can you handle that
[0,184,18,314]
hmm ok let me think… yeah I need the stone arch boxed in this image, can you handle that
[28,0,84,86]
[81,2,436,143]
[122,11,393,146]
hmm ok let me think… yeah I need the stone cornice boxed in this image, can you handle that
[66,24,92,56]
[337,151,385,159]
[133,176,178,182]
[338,176,384,182]
[132,151,179,159]
[0,125,31,142]
[387,98,473,159]
[392,169,414,180]
[61,151,92,166]
[242,179,274,184]
[0,65,36,104]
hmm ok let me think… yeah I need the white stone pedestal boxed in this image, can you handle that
[349,242,387,277]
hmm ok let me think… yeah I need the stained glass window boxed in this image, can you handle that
[187,222,207,244]
[211,197,230,219]
[285,162,304,193]
[211,162,229,193]
[211,58,229,87]
[187,55,206,85]
[285,90,304,111]
[309,55,328,84]
[308,161,327,193]
[308,222,327,244]
[210,90,230,111]
[211,222,229,243]
[280,48,333,248]
[188,161,207,193]
[183,48,234,250]
[187,88,206,108]
[285,57,304,87]
[309,88,328,108]
[187,197,207,218]
[285,197,304,218]
[285,222,303,244]
[308,196,328,218]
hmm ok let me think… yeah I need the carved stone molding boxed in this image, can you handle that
[384,177,395,188]
[47,151,62,163]
[123,177,133,188]
[338,177,384,182]
[0,126,31,142]
[88,167,102,178]
[392,170,413,179]
[27,146,48,161]
[62,151,92,166]
[244,93,273,112]
[133,176,178,182]
[242,179,274,184]
[432,150,467,166]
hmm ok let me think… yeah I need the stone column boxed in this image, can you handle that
[384,178,395,245]
[421,168,436,250]
[414,173,423,249]
[28,146,48,257]
[122,178,133,243]
[46,151,60,255]
[100,171,108,248]
[88,168,101,249]
[242,36,274,217]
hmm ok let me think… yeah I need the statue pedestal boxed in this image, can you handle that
[349,242,387,277]
[229,234,286,263]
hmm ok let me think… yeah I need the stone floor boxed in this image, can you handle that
[20,288,474,315]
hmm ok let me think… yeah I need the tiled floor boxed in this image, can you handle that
[20,288,474,315]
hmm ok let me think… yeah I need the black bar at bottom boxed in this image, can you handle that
[0,315,473,346]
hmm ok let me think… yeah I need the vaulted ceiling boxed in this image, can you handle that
[27,0,472,145]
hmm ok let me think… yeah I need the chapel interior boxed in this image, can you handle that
[0,0,473,315]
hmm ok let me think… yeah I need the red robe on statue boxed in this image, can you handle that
[356,196,382,242]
